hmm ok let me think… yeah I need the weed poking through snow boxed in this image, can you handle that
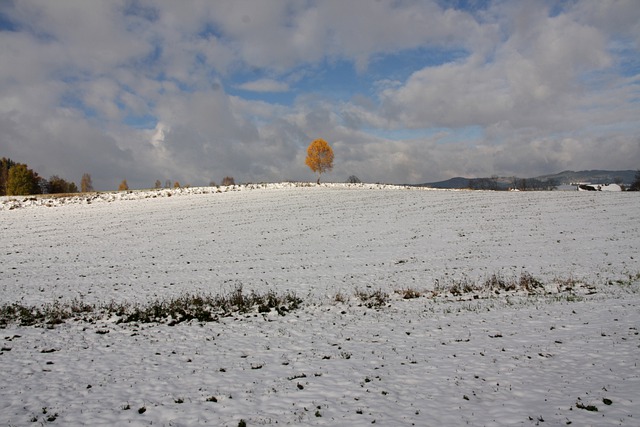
[0,285,302,327]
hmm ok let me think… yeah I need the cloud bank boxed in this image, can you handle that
[0,0,638,189]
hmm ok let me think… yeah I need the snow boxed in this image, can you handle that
[1,183,639,426]
[577,183,623,192]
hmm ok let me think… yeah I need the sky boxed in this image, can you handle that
[0,0,639,190]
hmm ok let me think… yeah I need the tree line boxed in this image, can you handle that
[468,173,640,191]
[1,140,333,196]
[0,157,92,196]
[468,176,561,191]
[1,157,239,196]
[630,170,640,191]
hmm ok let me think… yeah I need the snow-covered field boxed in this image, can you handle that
[1,184,639,426]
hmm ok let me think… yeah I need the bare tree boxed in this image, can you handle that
[81,173,93,192]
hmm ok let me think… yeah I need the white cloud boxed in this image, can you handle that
[378,5,614,131]
[149,122,169,149]
[0,0,638,189]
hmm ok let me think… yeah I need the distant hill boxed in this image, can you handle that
[418,177,472,189]
[418,170,637,189]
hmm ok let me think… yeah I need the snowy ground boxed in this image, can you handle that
[1,184,639,426]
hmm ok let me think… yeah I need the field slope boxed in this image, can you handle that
[1,184,639,426]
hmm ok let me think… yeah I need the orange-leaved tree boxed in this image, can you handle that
[305,138,334,184]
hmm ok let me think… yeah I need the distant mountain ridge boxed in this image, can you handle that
[535,170,636,185]
[418,170,637,189]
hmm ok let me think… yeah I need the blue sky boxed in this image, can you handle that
[0,0,639,190]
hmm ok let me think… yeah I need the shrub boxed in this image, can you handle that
[435,272,547,298]
[519,272,544,292]
[355,288,389,308]
[222,176,235,186]
[395,288,421,299]
[484,274,514,292]
[334,292,347,303]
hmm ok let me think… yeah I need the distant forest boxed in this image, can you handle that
[0,157,92,196]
